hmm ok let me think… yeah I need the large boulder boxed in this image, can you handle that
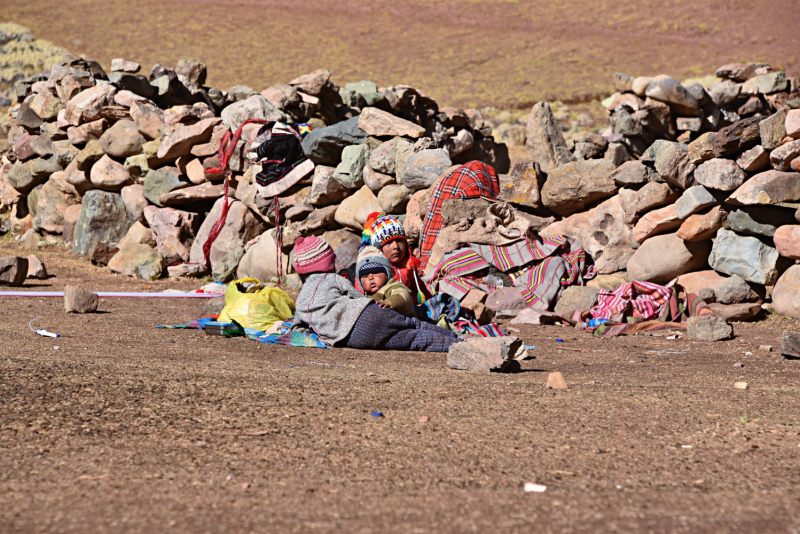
[540,159,618,216]
[357,108,425,138]
[143,167,190,207]
[401,149,452,189]
[332,144,369,188]
[651,141,695,189]
[694,158,747,191]
[497,160,542,208]
[773,225,800,260]
[236,229,289,282]
[90,155,135,190]
[121,184,148,223]
[71,190,136,256]
[157,117,221,159]
[626,233,711,284]
[334,185,382,231]
[525,102,574,172]
[107,244,166,280]
[33,172,81,234]
[64,83,116,126]
[727,170,800,206]
[307,165,349,206]
[143,206,201,264]
[220,95,287,132]
[645,75,700,116]
[708,229,785,285]
[301,116,368,165]
[99,119,145,158]
[0,257,29,286]
[772,265,800,318]
[610,160,659,187]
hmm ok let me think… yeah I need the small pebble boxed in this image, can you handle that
[733,362,744,368]
[419,416,429,423]
[759,345,772,352]
[734,381,748,390]
[241,482,250,490]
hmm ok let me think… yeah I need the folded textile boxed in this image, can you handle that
[419,293,505,337]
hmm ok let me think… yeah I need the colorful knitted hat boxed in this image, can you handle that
[361,212,406,250]
[293,236,336,274]
[356,246,394,281]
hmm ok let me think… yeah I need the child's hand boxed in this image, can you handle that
[377,301,391,308]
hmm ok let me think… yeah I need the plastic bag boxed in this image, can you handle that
[224,277,261,306]
[219,286,295,333]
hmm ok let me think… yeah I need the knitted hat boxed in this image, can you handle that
[362,213,406,250]
[356,246,394,281]
[293,236,336,274]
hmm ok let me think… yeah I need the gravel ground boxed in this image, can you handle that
[2,243,800,533]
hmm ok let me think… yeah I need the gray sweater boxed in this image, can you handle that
[291,273,373,345]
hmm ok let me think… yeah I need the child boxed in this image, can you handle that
[356,246,415,317]
[362,213,432,304]
[291,236,460,352]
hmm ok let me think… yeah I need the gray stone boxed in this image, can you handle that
[0,257,29,286]
[687,316,733,341]
[307,165,349,206]
[167,262,209,277]
[714,274,759,305]
[610,160,659,187]
[497,160,542,208]
[736,145,771,172]
[645,75,700,116]
[709,80,741,107]
[378,184,413,214]
[694,158,747,191]
[626,233,712,284]
[200,295,226,315]
[401,149,452,189]
[742,71,787,94]
[688,132,716,165]
[26,254,47,280]
[88,243,118,266]
[117,221,155,249]
[652,141,695,189]
[394,138,416,179]
[540,159,618,216]
[333,144,369,188]
[143,168,190,207]
[33,172,81,234]
[301,116,367,166]
[236,229,289,282]
[357,108,424,138]
[443,129,475,159]
[770,139,800,172]
[71,190,136,256]
[108,73,154,99]
[708,229,784,285]
[715,62,771,82]
[525,102,574,172]
[64,285,99,313]
[553,286,600,317]
[759,107,789,151]
[446,336,527,373]
[175,59,207,86]
[727,210,776,237]
[368,138,397,175]
[707,302,762,323]
[727,170,800,206]
[674,185,717,219]
[344,80,385,107]
[220,95,287,132]
[99,119,144,158]
[107,243,166,280]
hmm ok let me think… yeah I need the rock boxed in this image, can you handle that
[378,184,413,214]
[130,102,166,140]
[221,95,287,133]
[540,195,634,270]
[344,80,384,107]
[546,372,568,390]
[67,118,106,146]
[363,166,395,192]
[143,168,190,207]
[757,106,789,151]
[143,206,200,264]
[525,102,574,172]
[713,116,763,158]
[694,158,746,192]
[446,336,527,372]
[688,132,717,165]
[742,71,787,94]
[71,190,136,256]
[440,198,493,226]
[709,229,784,285]
[333,144,369,188]
[716,62,770,82]
[29,91,63,121]
[157,117,221,159]
[645,75,699,116]
[64,285,99,313]
[633,205,683,242]
[98,119,144,158]
[708,302,762,322]
[770,139,800,172]
[736,145,771,172]
[236,229,290,282]
[774,225,800,259]
[442,129,475,159]
[107,243,166,280]
[627,233,711,284]
[587,272,629,291]
[26,254,47,280]
[189,197,266,281]
[168,263,207,279]
[497,160,542,208]
[651,141,695,189]
[307,165,349,206]
[199,295,226,316]
[117,221,155,249]
[509,308,562,325]
[553,286,599,317]
[0,257,29,286]
[260,83,300,109]
[709,80,741,107]
[624,182,680,224]
[394,138,416,179]
[727,209,776,237]
[289,69,331,96]
[89,155,134,190]
[605,142,631,166]
[88,242,119,266]
[786,110,800,139]
[401,149,452,190]
[159,182,226,206]
[111,58,141,73]
[119,184,146,223]
[357,108,424,138]
[674,185,717,219]
[175,59,207,86]
[8,161,39,194]
[334,185,382,231]
[76,140,105,171]
[687,316,733,341]
[32,172,81,234]
[368,138,397,175]
[714,274,759,305]
[301,116,367,166]
[64,83,116,126]
[676,117,702,132]
[62,204,82,245]
[677,206,727,241]
[610,160,658,187]
[677,270,728,294]
[285,203,314,221]
[727,170,800,206]
[540,159,618,216]
[631,76,652,96]
[772,265,800,318]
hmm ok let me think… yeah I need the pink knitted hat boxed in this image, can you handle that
[293,236,336,274]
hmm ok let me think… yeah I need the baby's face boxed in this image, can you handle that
[360,272,388,294]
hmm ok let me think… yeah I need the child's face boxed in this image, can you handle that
[381,239,408,265]
[360,272,388,294]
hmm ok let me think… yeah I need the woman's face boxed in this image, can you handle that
[381,239,408,265]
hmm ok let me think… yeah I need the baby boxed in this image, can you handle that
[356,246,415,317]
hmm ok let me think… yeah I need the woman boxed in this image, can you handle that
[362,213,432,304]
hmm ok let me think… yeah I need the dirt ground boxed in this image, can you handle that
[2,243,800,533]
[3,0,799,108]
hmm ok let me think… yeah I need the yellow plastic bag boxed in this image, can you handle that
[219,286,296,333]
[224,277,261,306]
